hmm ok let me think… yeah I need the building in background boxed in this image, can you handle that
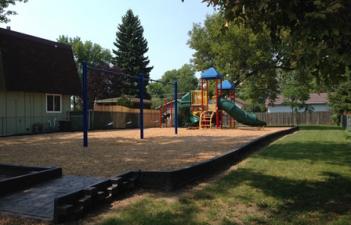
[266,93,330,113]
[0,28,80,136]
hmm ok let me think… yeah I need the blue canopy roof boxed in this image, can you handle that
[200,67,223,80]
[218,80,235,90]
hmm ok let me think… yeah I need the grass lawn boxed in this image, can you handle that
[88,126,351,225]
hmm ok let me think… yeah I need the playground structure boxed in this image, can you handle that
[82,64,266,147]
[159,67,267,129]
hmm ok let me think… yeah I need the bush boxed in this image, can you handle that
[331,113,340,125]
[116,96,133,108]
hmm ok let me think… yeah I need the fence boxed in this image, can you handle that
[342,113,351,131]
[255,111,333,126]
[70,105,160,130]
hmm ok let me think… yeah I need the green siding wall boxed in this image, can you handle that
[0,91,70,136]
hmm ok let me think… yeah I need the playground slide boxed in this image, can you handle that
[189,114,199,125]
[218,97,266,126]
[180,92,200,126]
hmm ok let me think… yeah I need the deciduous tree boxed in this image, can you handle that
[148,64,198,108]
[188,13,280,108]
[57,36,124,108]
[329,67,351,117]
[202,0,351,88]
[0,0,27,23]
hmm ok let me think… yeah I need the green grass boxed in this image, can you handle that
[99,126,351,225]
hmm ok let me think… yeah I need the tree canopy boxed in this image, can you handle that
[0,0,27,23]
[202,0,351,88]
[188,13,280,110]
[57,36,112,67]
[148,64,198,108]
[113,9,153,98]
[148,64,197,97]
[329,68,351,114]
[280,71,311,112]
[57,36,124,108]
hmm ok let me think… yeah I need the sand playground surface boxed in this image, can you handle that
[0,127,289,177]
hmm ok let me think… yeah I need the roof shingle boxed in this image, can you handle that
[267,93,329,106]
[0,28,81,95]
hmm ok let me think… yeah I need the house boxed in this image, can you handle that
[266,93,330,113]
[0,28,80,136]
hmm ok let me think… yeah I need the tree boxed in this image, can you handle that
[0,0,27,23]
[202,0,351,88]
[87,65,114,108]
[162,64,198,95]
[329,67,351,124]
[280,71,311,113]
[188,13,280,106]
[57,36,112,66]
[113,9,153,98]
[57,36,124,109]
[148,82,165,98]
[148,64,198,108]
[148,64,197,97]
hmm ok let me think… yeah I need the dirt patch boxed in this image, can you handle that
[0,127,289,177]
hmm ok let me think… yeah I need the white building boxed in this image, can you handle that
[266,93,330,113]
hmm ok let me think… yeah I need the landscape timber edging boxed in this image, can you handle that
[0,164,62,196]
[126,127,299,191]
[9,127,298,223]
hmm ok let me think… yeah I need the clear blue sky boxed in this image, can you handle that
[4,0,214,79]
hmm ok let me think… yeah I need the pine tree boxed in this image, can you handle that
[113,9,153,98]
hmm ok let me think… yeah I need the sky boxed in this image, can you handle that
[4,0,214,79]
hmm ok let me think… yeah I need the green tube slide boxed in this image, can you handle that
[218,97,266,126]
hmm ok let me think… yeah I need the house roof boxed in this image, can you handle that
[266,93,329,106]
[0,28,81,95]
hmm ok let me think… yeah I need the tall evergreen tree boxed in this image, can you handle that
[113,9,153,98]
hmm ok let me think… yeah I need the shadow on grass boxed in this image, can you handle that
[298,125,343,131]
[257,142,351,167]
[101,168,351,225]
[196,168,351,218]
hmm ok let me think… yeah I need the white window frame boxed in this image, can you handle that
[46,93,62,113]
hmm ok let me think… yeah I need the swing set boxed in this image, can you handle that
[81,62,179,147]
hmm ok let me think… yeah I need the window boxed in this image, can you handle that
[46,94,62,113]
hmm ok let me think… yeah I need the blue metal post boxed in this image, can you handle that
[139,74,144,139]
[82,62,88,147]
[174,80,178,135]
